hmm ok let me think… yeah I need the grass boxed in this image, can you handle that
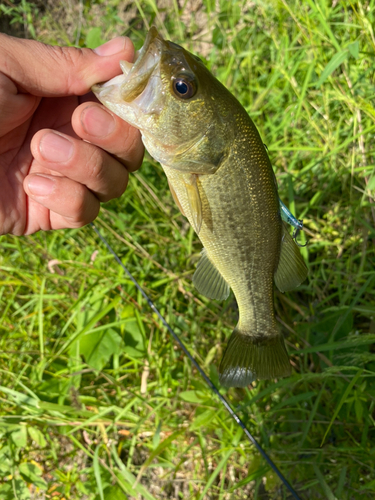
[1,0,375,498]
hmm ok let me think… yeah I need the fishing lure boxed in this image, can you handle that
[279,199,307,247]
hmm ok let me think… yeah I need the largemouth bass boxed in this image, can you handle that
[92,27,307,387]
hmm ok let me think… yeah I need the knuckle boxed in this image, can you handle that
[70,189,88,221]
[48,46,88,93]
[99,172,128,202]
[71,200,99,226]
[86,147,106,185]
[85,146,129,201]
[68,184,98,224]
[112,172,129,199]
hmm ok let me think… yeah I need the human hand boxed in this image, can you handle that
[0,34,144,236]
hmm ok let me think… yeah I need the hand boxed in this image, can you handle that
[0,34,144,236]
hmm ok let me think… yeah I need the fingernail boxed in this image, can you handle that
[81,105,116,137]
[40,133,73,163]
[27,175,55,196]
[94,36,128,56]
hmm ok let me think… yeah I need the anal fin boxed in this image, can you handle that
[193,248,230,301]
[274,223,308,293]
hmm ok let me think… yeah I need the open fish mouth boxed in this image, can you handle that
[92,26,163,112]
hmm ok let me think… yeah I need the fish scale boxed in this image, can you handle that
[93,27,308,387]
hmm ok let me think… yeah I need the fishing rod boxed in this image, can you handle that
[91,222,302,500]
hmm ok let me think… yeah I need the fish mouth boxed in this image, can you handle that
[92,26,163,109]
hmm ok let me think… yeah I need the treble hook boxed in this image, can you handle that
[293,220,308,247]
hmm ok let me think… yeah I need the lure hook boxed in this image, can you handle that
[292,220,308,247]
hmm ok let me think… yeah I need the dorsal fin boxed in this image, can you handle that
[193,248,230,300]
[274,223,308,292]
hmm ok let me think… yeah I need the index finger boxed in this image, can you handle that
[72,102,144,172]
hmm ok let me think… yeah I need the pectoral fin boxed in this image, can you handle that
[185,174,202,234]
[193,248,230,300]
[168,179,185,216]
[274,223,308,293]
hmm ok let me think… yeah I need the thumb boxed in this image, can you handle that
[0,34,134,97]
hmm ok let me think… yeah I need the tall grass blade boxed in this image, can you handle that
[313,464,338,500]
[321,369,364,446]
[94,444,104,500]
[38,277,45,359]
[300,382,326,448]
[198,449,233,500]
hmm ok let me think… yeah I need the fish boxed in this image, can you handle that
[92,27,308,387]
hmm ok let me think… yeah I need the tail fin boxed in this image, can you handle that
[219,329,291,387]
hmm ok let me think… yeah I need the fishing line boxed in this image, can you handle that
[91,222,302,500]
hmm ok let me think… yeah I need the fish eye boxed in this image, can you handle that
[172,75,197,99]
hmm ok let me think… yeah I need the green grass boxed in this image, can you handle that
[1,0,375,498]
